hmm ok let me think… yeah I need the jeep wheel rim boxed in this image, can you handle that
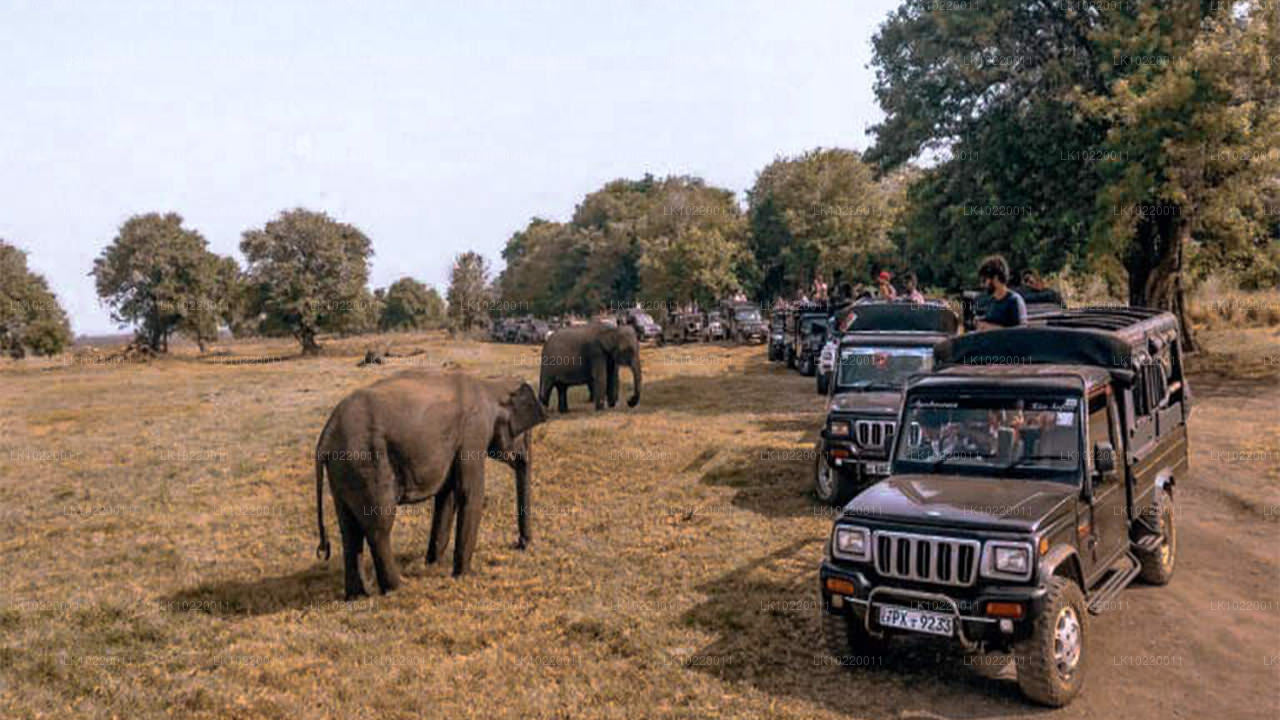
[816,461,834,499]
[1053,606,1082,676]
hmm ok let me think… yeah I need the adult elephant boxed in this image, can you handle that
[314,370,546,599]
[538,323,642,412]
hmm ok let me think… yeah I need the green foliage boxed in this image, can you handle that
[446,251,491,332]
[869,0,1280,348]
[0,240,73,358]
[747,148,903,300]
[498,175,749,315]
[91,212,232,352]
[379,277,445,331]
[240,209,373,352]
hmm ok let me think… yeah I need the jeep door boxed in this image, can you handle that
[1083,389,1129,583]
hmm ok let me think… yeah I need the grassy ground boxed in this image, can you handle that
[1,328,1277,719]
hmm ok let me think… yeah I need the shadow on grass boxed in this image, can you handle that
[698,444,827,519]
[158,552,431,617]
[679,540,1035,720]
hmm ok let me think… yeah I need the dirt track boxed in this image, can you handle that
[0,336,1277,719]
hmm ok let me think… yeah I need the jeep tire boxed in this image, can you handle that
[800,353,815,376]
[1136,489,1176,585]
[821,603,886,660]
[817,371,830,395]
[1014,576,1086,707]
[814,442,857,505]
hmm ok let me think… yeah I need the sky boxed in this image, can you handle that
[1,0,900,335]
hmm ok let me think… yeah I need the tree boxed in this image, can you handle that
[91,212,229,352]
[240,209,374,353]
[380,277,445,331]
[868,0,1280,348]
[747,148,902,301]
[446,251,491,332]
[497,175,751,315]
[0,240,73,358]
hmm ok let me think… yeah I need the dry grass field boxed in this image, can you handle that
[2,328,1278,719]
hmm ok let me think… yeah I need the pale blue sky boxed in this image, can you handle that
[1,0,899,334]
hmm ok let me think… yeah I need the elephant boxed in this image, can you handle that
[538,323,642,412]
[313,370,546,598]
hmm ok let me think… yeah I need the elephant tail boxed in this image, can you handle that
[314,416,335,561]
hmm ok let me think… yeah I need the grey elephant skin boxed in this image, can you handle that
[314,370,546,599]
[538,323,642,412]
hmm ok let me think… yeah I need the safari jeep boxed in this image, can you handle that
[786,301,830,375]
[767,309,788,361]
[818,307,1189,707]
[813,301,960,504]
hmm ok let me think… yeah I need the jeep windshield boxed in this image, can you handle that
[800,315,827,336]
[836,347,932,392]
[894,394,1082,480]
[734,308,761,322]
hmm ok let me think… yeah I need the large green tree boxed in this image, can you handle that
[746,148,904,301]
[0,240,73,359]
[498,175,750,314]
[91,212,231,352]
[240,209,374,353]
[446,251,491,332]
[379,277,445,331]
[870,0,1280,348]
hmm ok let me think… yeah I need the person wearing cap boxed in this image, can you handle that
[876,270,897,299]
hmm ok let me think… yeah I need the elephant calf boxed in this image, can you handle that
[314,370,546,599]
[538,323,642,412]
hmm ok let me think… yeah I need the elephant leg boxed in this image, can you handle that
[452,458,487,577]
[556,384,569,413]
[366,512,402,594]
[607,358,619,408]
[427,486,457,565]
[591,362,607,411]
[335,500,367,600]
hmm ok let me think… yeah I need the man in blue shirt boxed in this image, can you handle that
[977,255,1027,330]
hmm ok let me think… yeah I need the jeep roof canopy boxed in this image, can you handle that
[932,306,1180,384]
[844,300,960,334]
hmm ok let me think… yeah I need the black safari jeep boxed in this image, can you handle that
[814,302,961,505]
[786,301,830,375]
[819,307,1189,707]
[767,309,788,361]
[725,302,768,344]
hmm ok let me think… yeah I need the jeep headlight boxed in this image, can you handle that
[832,525,871,561]
[829,420,850,437]
[982,541,1033,581]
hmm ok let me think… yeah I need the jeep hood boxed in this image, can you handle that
[828,391,901,416]
[842,474,1076,532]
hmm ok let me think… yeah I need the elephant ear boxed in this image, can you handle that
[506,382,547,438]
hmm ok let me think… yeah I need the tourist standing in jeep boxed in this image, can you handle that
[818,307,1188,707]
[814,302,960,503]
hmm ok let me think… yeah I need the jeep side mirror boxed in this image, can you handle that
[1094,441,1116,475]
[909,422,923,445]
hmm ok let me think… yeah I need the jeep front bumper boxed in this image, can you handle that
[819,562,1049,650]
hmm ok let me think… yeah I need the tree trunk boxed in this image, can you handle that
[299,326,322,355]
[1126,213,1198,352]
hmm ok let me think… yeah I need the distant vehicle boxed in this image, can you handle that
[490,318,511,343]
[662,310,704,345]
[813,301,961,504]
[785,301,829,375]
[703,311,728,342]
[724,302,767,344]
[818,307,1188,707]
[767,309,788,361]
[618,308,663,342]
[516,318,552,344]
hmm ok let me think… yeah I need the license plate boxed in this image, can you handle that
[877,605,955,637]
[864,461,890,476]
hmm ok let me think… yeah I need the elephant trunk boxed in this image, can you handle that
[627,357,642,407]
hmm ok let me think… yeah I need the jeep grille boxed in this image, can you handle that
[873,531,979,587]
[854,420,896,451]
